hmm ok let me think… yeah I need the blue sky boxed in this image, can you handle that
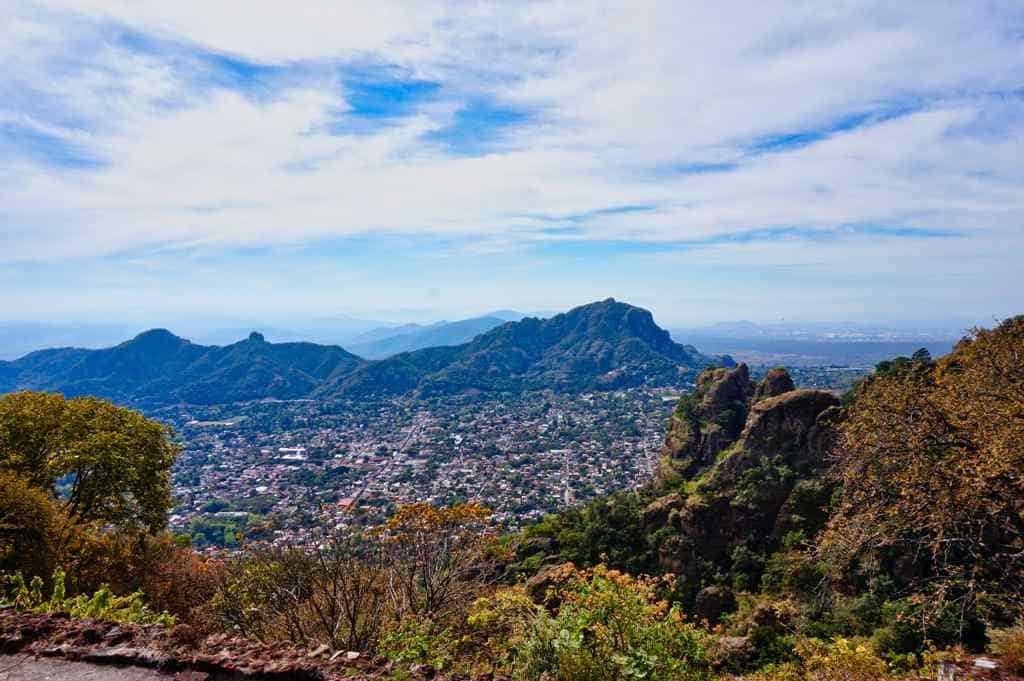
[1,1,1022,327]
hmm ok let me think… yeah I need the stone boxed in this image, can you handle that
[306,643,330,658]
[642,493,683,528]
[738,389,841,462]
[659,363,756,479]
[693,586,737,624]
[753,367,795,403]
[525,563,570,604]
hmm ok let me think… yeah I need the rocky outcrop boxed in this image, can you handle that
[698,364,754,425]
[711,390,841,482]
[650,366,840,610]
[693,586,738,624]
[740,390,839,456]
[752,367,795,403]
[659,364,755,479]
[642,493,684,528]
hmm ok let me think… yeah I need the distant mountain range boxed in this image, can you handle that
[346,316,509,359]
[0,310,541,359]
[675,319,966,342]
[0,300,718,407]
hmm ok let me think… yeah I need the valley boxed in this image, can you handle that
[162,388,678,547]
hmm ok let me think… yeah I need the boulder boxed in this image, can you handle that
[643,493,684,528]
[739,389,840,461]
[693,586,737,624]
[752,367,795,403]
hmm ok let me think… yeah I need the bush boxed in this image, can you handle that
[140,539,224,629]
[0,470,62,578]
[469,564,709,681]
[729,638,900,681]
[1,568,174,626]
[378,616,459,670]
[796,637,889,681]
[870,598,986,660]
[990,624,1024,674]
[721,594,801,671]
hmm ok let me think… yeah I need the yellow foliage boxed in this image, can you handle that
[821,317,1024,616]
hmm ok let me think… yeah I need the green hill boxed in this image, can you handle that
[0,300,718,406]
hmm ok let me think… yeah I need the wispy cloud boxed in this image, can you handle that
[0,1,1021,323]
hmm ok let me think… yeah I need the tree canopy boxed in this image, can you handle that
[821,316,1024,617]
[0,391,178,533]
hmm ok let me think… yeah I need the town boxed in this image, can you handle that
[160,388,684,547]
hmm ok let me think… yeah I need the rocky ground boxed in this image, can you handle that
[0,608,401,681]
[0,655,205,680]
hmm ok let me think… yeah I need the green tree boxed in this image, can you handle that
[0,470,62,576]
[0,391,178,533]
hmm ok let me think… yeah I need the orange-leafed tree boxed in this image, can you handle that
[382,502,499,620]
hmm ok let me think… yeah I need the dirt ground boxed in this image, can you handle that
[0,655,218,680]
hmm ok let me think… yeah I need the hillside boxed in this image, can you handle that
[2,317,1023,681]
[326,299,716,398]
[0,300,717,406]
[0,330,363,408]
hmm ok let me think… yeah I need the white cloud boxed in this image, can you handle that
[0,1,1022,320]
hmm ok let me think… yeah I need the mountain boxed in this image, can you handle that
[485,309,532,322]
[0,330,362,408]
[0,300,718,406]
[347,322,432,346]
[672,321,960,367]
[326,299,717,398]
[346,316,508,359]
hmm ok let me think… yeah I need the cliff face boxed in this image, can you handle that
[652,365,840,618]
[659,364,754,479]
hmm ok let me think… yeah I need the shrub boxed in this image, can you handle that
[990,624,1024,674]
[796,637,889,681]
[870,598,986,660]
[140,539,224,630]
[730,638,901,681]
[0,470,62,578]
[1,568,174,626]
[469,564,710,681]
[210,538,389,651]
[378,616,460,670]
[721,594,801,671]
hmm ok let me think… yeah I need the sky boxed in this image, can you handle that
[1,1,1022,328]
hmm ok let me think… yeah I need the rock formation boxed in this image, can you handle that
[652,365,840,620]
[659,364,754,479]
[751,367,795,403]
[0,609,392,680]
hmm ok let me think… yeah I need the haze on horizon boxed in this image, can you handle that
[2,2,1022,327]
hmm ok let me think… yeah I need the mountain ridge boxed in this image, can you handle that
[0,300,720,407]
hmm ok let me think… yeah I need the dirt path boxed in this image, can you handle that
[0,655,212,680]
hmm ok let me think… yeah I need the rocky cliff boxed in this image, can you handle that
[652,365,840,619]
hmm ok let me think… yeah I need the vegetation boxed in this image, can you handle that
[469,564,709,681]
[822,318,1024,619]
[2,568,174,626]
[0,391,177,532]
